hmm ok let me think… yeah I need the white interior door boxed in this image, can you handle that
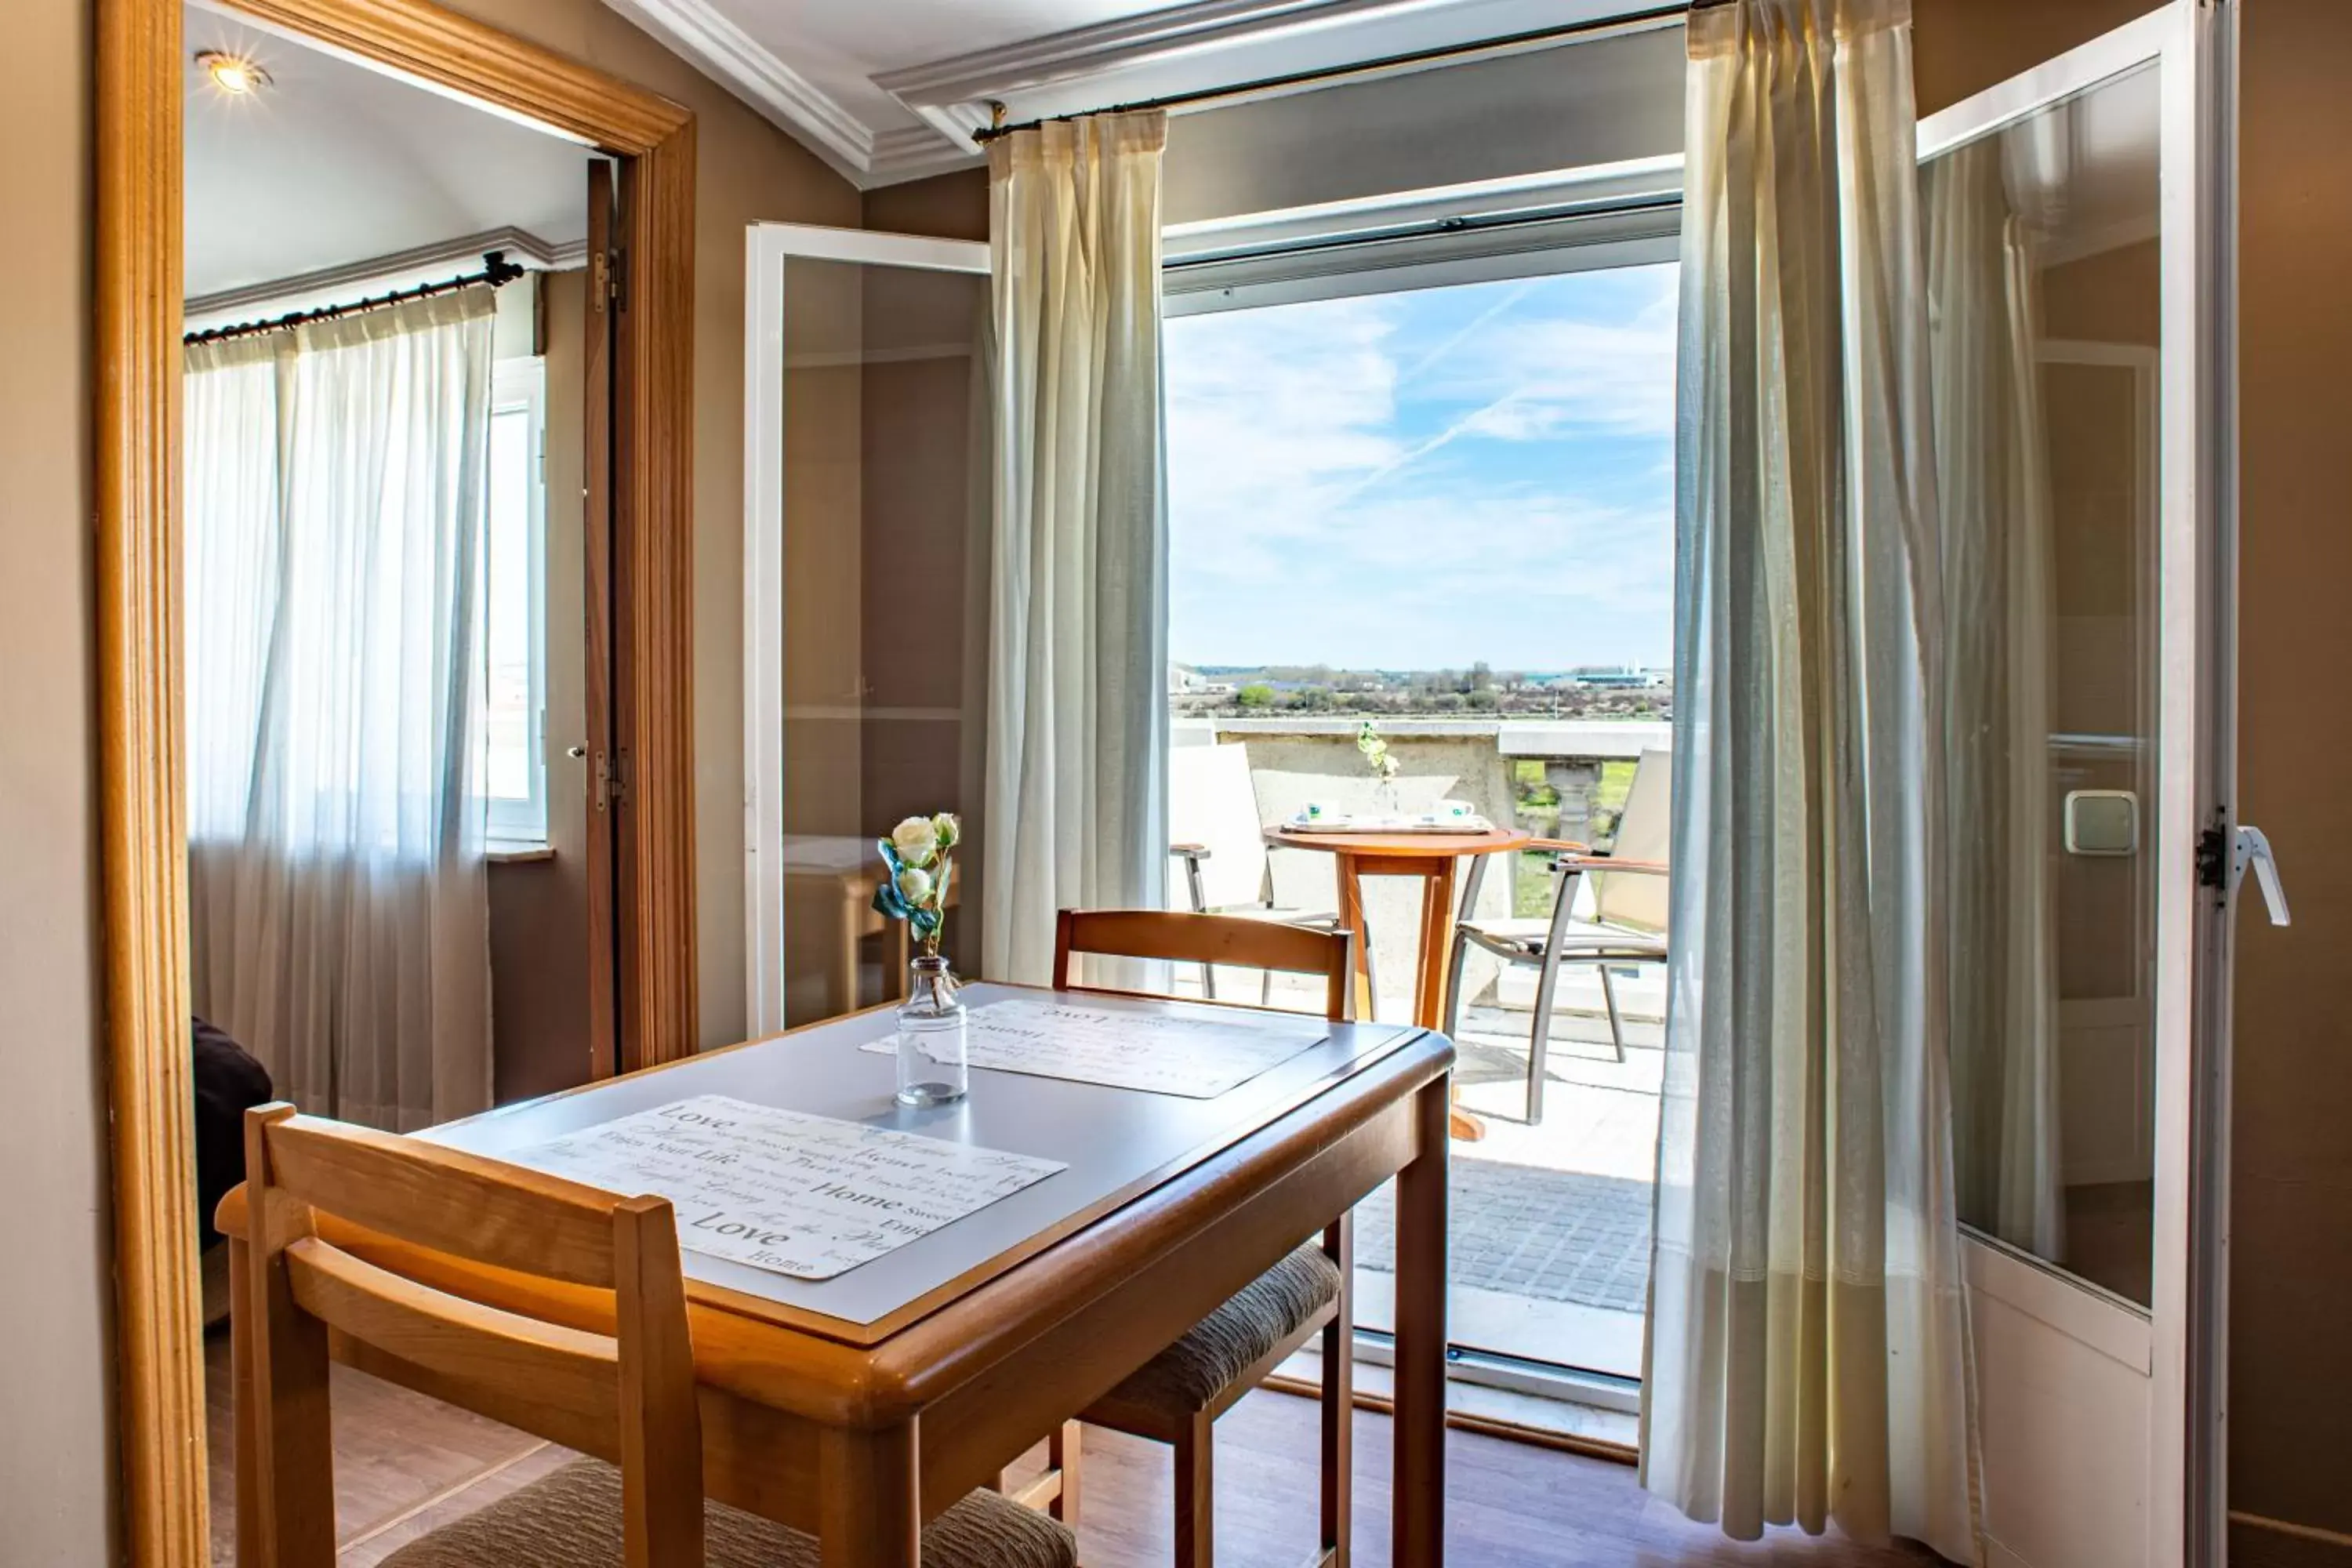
[1915,5,2245,1566]
[742,223,991,1040]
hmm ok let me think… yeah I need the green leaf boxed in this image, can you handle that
[873,881,911,920]
[912,906,942,939]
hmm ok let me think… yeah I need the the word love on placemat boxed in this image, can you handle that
[512,1095,1065,1280]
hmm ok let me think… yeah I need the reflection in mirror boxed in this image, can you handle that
[776,257,993,1029]
[1924,61,2159,1307]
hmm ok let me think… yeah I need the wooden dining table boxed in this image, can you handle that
[219,983,1455,1567]
[1266,824,1530,1142]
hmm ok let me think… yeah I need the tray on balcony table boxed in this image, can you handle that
[1279,811,1496,835]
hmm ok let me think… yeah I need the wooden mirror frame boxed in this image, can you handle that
[96,0,700,1559]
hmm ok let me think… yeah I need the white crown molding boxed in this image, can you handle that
[590,0,1673,192]
[185,227,586,319]
[869,123,987,185]
[873,0,1459,107]
[603,0,877,176]
[909,101,995,151]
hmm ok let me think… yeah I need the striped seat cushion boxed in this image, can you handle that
[1102,1242,1341,1417]
[379,1457,1076,1568]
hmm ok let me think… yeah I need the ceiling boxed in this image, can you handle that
[604,0,1664,187]
[185,1,593,304]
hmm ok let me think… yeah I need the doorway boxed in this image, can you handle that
[1158,198,1680,1431]
[95,0,698,1555]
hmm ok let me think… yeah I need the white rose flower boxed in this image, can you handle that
[932,812,961,850]
[895,864,934,905]
[891,815,939,867]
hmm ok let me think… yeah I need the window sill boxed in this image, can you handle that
[487,844,555,865]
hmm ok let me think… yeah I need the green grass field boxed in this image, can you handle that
[1508,758,1637,916]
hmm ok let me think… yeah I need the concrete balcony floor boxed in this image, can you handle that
[1174,966,1666,1385]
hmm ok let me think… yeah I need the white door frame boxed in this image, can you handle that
[1917,4,2238,1564]
[742,222,991,1040]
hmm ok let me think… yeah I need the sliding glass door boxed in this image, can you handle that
[1160,187,1680,1421]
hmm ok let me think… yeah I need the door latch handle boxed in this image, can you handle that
[2233,824,2291,927]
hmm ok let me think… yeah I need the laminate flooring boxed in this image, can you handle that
[202,1330,1948,1566]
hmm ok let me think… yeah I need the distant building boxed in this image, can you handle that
[1169,663,1235,698]
[1567,664,1669,690]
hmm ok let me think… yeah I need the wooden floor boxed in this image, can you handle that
[203,1330,1944,1566]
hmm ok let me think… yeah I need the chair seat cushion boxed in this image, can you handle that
[1100,1243,1341,1418]
[1203,904,1345,928]
[1460,916,1665,959]
[379,1457,1075,1568]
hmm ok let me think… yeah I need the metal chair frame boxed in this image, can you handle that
[1445,847,1667,1123]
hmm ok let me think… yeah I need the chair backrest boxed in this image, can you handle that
[1594,748,1672,934]
[1054,909,1356,1022]
[240,1104,702,1568]
[1167,742,1272,908]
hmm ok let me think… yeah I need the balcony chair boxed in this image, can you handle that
[1445,747,1672,1124]
[236,1105,1076,1568]
[1167,740,1375,1004]
[1026,909,1358,1568]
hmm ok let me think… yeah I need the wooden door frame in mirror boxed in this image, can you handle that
[96,0,700,1559]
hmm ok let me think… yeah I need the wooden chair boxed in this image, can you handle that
[1035,909,1359,1568]
[237,1103,1076,1568]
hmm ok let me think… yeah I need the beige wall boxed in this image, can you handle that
[862,169,989,242]
[442,0,862,1051]
[2224,0,2352,1548]
[1915,0,2352,1552]
[2,0,119,1557]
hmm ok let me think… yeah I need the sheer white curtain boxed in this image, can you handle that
[1925,137,2063,1262]
[981,111,1170,985]
[1642,2,1977,1560]
[186,290,495,1131]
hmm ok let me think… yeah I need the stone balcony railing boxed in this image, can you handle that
[1169,715,1671,1018]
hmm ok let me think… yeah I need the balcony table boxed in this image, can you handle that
[1265,824,1533,1141]
[218,983,1455,1567]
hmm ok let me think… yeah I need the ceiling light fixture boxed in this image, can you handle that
[196,50,270,96]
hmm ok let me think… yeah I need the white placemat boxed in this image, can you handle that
[861,996,1330,1099]
[510,1095,1065,1281]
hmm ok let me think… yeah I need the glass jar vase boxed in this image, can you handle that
[895,953,969,1107]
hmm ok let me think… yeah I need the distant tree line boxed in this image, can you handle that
[1208,669,1668,721]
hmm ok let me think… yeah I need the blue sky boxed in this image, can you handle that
[1164,263,1679,673]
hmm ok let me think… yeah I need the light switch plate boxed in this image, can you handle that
[2064,789,2140,856]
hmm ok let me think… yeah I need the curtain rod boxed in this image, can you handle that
[183,250,528,348]
[971,3,1693,144]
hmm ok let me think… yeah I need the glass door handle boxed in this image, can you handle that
[2233,825,2292,927]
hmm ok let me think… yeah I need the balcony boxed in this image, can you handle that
[1168,715,1669,1406]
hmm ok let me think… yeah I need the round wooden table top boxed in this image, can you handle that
[1264,824,1534,858]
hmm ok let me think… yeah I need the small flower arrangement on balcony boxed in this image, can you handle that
[1358,720,1402,812]
[1356,720,1400,784]
[874,812,959,957]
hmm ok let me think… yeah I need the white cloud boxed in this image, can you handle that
[1163,266,1680,669]
[1411,272,1680,442]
